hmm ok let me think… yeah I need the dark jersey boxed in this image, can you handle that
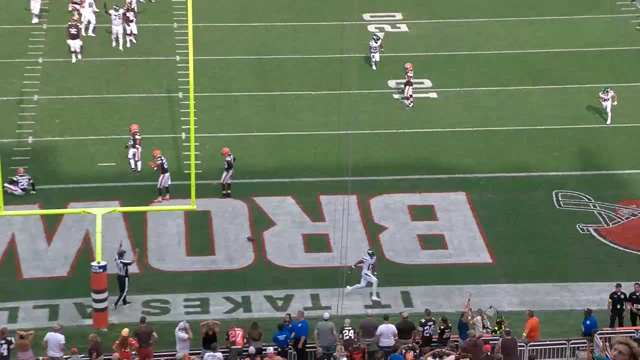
[339,326,356,347]
[127,133,142,148]
[436,324,451,345]
[10,174,35,192]
[67,22,81,40]
[610,291,628,311]
[224,154,235,171]
[347,344,367,360]
[0,337,16,360]
[628,291,640,311]
[418,318,436,346]
[155,155,169,174]
[124,8,137,24]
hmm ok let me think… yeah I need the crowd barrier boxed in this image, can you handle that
[52,328,640,360]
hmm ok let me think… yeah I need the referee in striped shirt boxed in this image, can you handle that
[114,241,139,310]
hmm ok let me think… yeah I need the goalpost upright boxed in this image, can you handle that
[0,0,197,330]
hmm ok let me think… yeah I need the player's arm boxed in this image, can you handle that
[31,180,36,193]
[104,2,109,15]
[612,93,618,104]
[349,259,364,270]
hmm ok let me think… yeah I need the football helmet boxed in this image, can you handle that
[602,88,611,94]
[152,149,162,158]
[221,147,231,156]
[130,124,139,133]
[71,15,79,22]
[16,168,25,175]
[113,4,120,10]
[372,34,381,43]
[366,249,376,257]
[404,63,413,71]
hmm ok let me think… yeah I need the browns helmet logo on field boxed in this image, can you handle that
[554,190,640,255]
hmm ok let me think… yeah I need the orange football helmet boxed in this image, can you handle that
[221,147,231,156]
[16,168,25,175]
[152,150,161,158]
[404,63,413,71]
[130,124,139,133]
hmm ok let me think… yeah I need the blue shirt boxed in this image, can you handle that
[295,319,309,340]
[582,316,599,336]
[458,318,470,341]
[285,322,297,336]
[273,330,291,348]
[390,354,404,360]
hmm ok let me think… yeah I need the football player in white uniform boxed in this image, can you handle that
[30,0,41,23]
[4,168,36,196]
[149,150,171,203]
[125,124,142,173]
[345,249,380,301]
[105,4,125,50]
[369,35,383,70]
[81,0,100,36]
[598,88,617,125]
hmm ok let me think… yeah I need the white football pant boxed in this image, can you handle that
[4,184,25,196]
[157,173,171,188]
[348,272,378,295]
[221,169,233,184]
[30,0,41,17]
[602,101,612,124]
[112,25,123,47]
[127,146,142,171]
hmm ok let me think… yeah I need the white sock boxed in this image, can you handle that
[371,280,378,296]
[136,160,142,172]
[89,22,95,34]
[608,111,612,124]
[72,53,76,60]
[128,158,135,169]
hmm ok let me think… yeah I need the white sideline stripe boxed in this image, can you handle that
[0,14,635,29]
[0,123,638,143]
[25,66,41,69]
[98,163,116,166]
[621,7,637,10]
[17,121,35,124]
[22,81,40,84]
[1,82,639,101]
[11,157,30,160]
[13,148,31,150]
[184,170,203,173]
[10,166,28,169]
[35,169,640,189]
[184,161,201,164]
[632,19,640,22]
[19,113,36,116]
[19,104,36,107]
[1,46,639,63]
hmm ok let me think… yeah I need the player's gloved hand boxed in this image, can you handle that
[348,265,355,274]
[373,272,378,277]
[149,161,156,168]
[613,101,618,105]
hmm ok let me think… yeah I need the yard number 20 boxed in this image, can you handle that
[362,13,410,33]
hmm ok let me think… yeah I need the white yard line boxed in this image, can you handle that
[0,123,637,143]
[0,82,639,102]
[1,46,639,63]
[34,169,640,189]
[0,14,636,29]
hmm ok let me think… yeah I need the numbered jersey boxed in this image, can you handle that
[12,174,33,191]
[109,8,125,26]
[155,155,169,174]
[67,22,81,40]
[226,327,245,347]
[600,90,615,103]
[82,0,97,14]
[418,318,436,343]
[340,326,356,344]
[437,324,451,344]
[125,8,137,24]
[0,337,15,360]
[224,154,235,171]
[361,253,376,275]
[128,133,141,148]
[369,40,381,54]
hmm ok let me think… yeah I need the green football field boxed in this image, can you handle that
[1,0,640,351]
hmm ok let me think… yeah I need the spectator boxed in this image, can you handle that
[1,328,16,360]
[15,329,35,360]
[332,345,347,360]
[273,323,291,358]
[389,344,404,360]
[423,348,456,360]
[87,334,104,360]
[248,322,264,356]
[203,344,224,360]
[396,312,417,346]
[226,323,246,360]
[521,311,540,343]
[135,316,157,360]
[265,347,284,360]
[284,313,297,337]
[358,309,379,360]
[609,283,628,328]
[42,324,65,360]
[461,330,484,360]
[375,314,397,359]
[175,321,193,360]
[418,309,436,350]
[472,309,490,335]
[293,311,309,360]
[112,328,138,360]
[339,319,356,350]
[480,345,498,360]
[491,317,507,337]
[436,317,452,348]
[589,337,640,360]
[69,348,82,360]
[200,320,220,356]
[495,329,518,360]
[246,346,260,360]
[347,340,367,360]
[582,309,599,338]
[628,283,640,327]
[315,312,338,360]
[458,311,472,342]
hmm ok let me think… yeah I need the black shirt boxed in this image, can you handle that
[418,318,436,345]
[628,291,640,311]
[396,320,416,340]
[202,330,218,350]
[0,337,15,360]
[437,324,451,345]
[610,291,628,311]
[339,326,356,348]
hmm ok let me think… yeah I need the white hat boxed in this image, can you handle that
[249,347,256,355]
[213,353,224,360]
[323,312,330,320]
[266,347,274,355]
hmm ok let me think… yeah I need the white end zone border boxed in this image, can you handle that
[388,79,439,99]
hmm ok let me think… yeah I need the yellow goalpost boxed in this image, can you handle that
[0,0,197,330]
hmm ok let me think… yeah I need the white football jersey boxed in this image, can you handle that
[369,40,381,54]
[361,253,376,275]
[109,8,125,26]
[82,0,97,14]
[599,90,615,102]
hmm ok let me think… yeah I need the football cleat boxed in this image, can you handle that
[152,149,161,158]
[129,124,139,133]
[405,63,413,71]
[153,198,162,203]
[221,147,231,156]
[16,168,25,175]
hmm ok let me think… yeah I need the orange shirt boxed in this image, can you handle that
[113,338,139,359]
[524,317,540,341]
[227,327,245,347]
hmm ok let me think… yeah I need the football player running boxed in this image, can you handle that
[30,0,41,23]
[345,249,380,301]
[67,15,83,63]
[105,3,125,50]
[125,124,142,174]
[81,0,100,36]
[149,150,171,203]
[404,63,414,109]
[598,88,617,125]
[220,147,235,198]
[124,3,137,48]
[4,168,36,196]
[369,35,383,70]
